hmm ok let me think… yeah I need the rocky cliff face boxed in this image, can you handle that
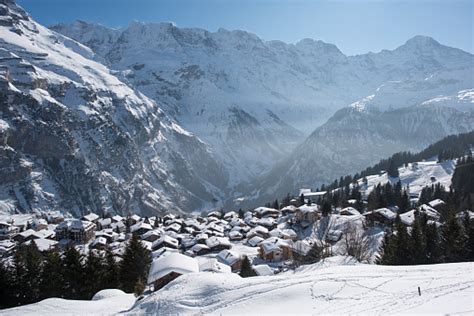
[0,0,228,216]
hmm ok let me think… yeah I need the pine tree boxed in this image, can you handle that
[393,214,410,265]
[376,232,395,265]
[441,213,467,263]
[39,248,64,300]
[11,242,43,305]
[239,256,257,277]
[0,260,13,308]
[102,249,119,289]
[463,212,474,261]
[425,222,441,264]
[321,201,331,217]
[62,245,85,299]
[119,235,151,293]
[408,215,426,264]
[83,251,106,299]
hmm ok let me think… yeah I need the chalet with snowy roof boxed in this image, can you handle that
[152,235,179,251]
[246,225,269,239]
[190,243,211,256]
[45,211,64,224]
[82,212,100,223]
[0,220,19,240]
[164,223,182,233]
[228,230,243,241]
[254,207,280,219]
[110,220,126,232]
[130,221,153,236]
[31,218,48,231]
[199,258,232,273]
[339,207,361,216]
[363,208,397,226]
[25,238,58,252]
[247,236,264,247]
[111,215,124,223]
[303,191,327,204]
[223,211,238,220]
[141,230,161,242]
[281,205,297,215]
[0,240,15,257]
[152,247,179,260]
[147,253,199,291]
[98,218,112,230]
[206,236,231,252]
[295,205,320,224]
[259,237,292,262]
[55,220,96,243]
[217,249,243,272]
[256,217,276,229]
[253,264,274,276]
[90,237,108,250]
[428,199,446,212]
[207,211,222,219]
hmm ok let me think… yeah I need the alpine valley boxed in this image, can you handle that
[0,0,473,216]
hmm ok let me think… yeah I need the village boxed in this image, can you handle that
[0,186,452,293]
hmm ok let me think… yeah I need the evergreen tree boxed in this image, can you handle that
[441,213,467,263]
[11,242,43,305]
[425,222,442,264]
[376,232,395,265]
[102,250,119,289]
[239,256,257,277]
[119,235,151,293]
[83,251,106,299]
[0,260,13,308]
[321,201,331,217]
[39,248,64,300]
[408,215,426,264]
[62,245,85,299]
[393,214,410,265]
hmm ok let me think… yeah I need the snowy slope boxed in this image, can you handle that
[4,259,472,315]
[0,0,229,215]
[357,159,456,197]
[1,289,135,315]
[131,260,473,315]
[51,22,474,186]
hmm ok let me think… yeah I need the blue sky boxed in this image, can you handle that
[17,0,473,56]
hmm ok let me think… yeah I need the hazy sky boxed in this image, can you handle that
[17,0,473,56]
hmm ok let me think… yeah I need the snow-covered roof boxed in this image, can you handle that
[371,208,396,220]
[147,253,199,284]
[152,235,179,249]
[199,258,231,273]
[217,249,241,266]
[428,199,445,208]
[247,236,264,247]
[260,237,289,254]
[303,191,327,197]
[130,221,152,233]
[83,213,99,222]
[340,207,360,216]
[253,264,274,276]
[26,238,58,252]
[206,236,231,248]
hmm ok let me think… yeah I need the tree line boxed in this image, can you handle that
[377,210,474,265]
[0,235,150,309]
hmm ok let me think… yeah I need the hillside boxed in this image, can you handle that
[3,258,473,315]
[0,0,228,216]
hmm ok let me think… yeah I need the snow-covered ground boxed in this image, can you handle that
[1,289,135,315]
[4,258,472,315]
[131,258,474,315]
[357,158,456,198]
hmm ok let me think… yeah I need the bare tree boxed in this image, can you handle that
[341,222,375,263]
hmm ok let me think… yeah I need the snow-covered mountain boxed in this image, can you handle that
[0,0,229,216]
[50,21,474,185]
[239,102,473,208]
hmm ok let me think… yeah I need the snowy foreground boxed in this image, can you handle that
[3,257,473,315]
